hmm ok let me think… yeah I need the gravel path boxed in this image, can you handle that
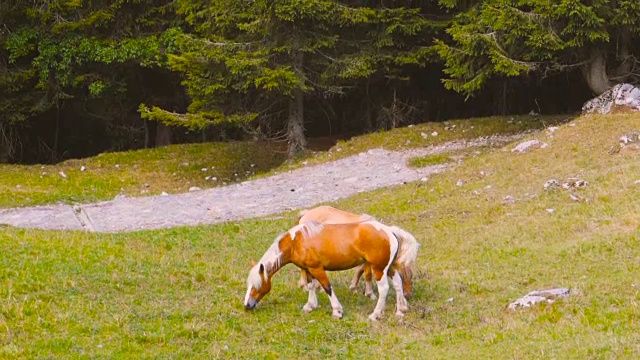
[0,135,523,233]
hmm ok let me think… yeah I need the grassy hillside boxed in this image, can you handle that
[0,114,568,208]
[2,113,639,359]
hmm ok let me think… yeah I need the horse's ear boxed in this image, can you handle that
[251,259,256,267]
[259,263,265,275]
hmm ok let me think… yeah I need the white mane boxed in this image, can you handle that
[248,238,282,289]
[287,221,324,241]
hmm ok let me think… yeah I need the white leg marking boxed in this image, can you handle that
[369,276,389,321]
[391,272,408,317]
[303,280,319,312]
[327,288,344,319]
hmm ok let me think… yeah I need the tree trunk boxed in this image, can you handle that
[144,119,150,148]
[53,105,60,161]
[287,88,306,158]
[287,38,306,159]
[364,80,373,132]
[611,27,632,82]
[582,47,611,95]
[155,122,172,147]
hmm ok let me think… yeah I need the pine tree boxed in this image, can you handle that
[435,0,640,96]
[144,0,440,158]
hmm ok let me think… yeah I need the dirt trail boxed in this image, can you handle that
[0,135,523,232]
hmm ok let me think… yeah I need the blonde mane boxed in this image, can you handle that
[248,222,324,289]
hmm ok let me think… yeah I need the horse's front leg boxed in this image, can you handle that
[308,268,343,319]
[369,267,390,321]
[303,278,320,313]
[363,264,377,300]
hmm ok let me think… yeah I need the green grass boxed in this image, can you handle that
[0,114,569,208]
[296,114,571,166]
[0,142,287,208]
[408,153,457,168]
[3,113,640,358]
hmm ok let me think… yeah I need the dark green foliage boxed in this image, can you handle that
[436,0,640,96]
[2,0,636,163]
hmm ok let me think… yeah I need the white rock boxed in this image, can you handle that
[421,132,428,139]
[201,168,208,172]
[59,171,67,179]
[508,288,571,311]
[546,208,555,213]
[189,186,202,192]
[544,179,560,190]
[115,164,120,168]
[80,166,86,172]
[431,131,439,136]
[420,177,428,182]
[583,83,640,114]
[512,140,548,153]
[161,192,169,196]
[456,180,464,187]
[547,126,559,133]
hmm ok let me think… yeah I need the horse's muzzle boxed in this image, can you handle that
[244,299,257,310]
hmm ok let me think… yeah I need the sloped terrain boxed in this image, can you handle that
[1,113,639,359]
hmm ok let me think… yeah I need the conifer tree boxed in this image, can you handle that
[436,0,640,96]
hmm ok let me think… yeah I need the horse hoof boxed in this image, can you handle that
[395,311,405,318]
[368,314,380,321]
[332,311,343,319]
[367,293,377,301]
[303,304,316,313]
[349,285,358,293]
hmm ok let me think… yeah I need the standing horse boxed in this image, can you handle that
[297,205,418,299]
[244,221,415,320]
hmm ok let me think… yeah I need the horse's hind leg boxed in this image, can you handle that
[299,270,309,288]
[303,279,320,313]
[391,271,408,317]
[363,264,377,300]
[308,268,343,319]
[349,264,364,292]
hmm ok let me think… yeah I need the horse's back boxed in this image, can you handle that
[298,206,372,225]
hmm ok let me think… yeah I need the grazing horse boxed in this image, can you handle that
[297,205,417,299]
[244,221,416,320]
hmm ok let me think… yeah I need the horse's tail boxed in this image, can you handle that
[390,226,420,267]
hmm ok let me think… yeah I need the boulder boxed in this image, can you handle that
[582,83,640,115]
[508,288,572,310]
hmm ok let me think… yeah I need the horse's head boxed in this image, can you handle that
[244,261,272,310]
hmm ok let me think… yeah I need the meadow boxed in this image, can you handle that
[2,113,640,359]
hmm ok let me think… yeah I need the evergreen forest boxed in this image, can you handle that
[2,0,638,162]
